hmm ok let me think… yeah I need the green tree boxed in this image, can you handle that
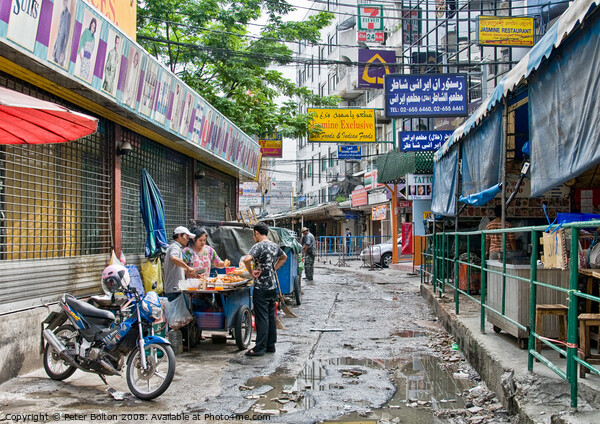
[137,0,339,138]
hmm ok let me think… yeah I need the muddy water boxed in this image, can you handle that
[244,355,474,423]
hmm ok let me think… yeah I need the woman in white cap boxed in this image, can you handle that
[163,226,196,301]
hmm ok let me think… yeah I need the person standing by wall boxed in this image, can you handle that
[301,227,316,281]
[345,227,352,256]
[243,223,287,356]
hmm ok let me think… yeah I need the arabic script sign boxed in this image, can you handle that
[399,131,452,151]
[308,108,376,143]
[385,74,468,118]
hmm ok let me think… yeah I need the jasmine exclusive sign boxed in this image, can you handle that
[407,174,433,200]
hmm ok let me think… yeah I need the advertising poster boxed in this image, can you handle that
[179,92,194,136]
[357,49,396,88]
[308,108,376,142]
[153,71,171,125]
[7,0,42,51]
[478,16,534,47]
[258,132,283,158]
[372,204,387,221]
[122,45,141,108]
[74,9,101,84]
[401,223,413,255]
[351,188,368,207]
[406,174,433,200]
[190,99,205,143]
[139,58,158,116]
[48,0,77,68]
[385,74,468,118]
[101,29,122,96]
[200,107,213,148]
[169,82,184,132]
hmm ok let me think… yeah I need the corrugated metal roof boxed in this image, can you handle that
[435,0,599,162]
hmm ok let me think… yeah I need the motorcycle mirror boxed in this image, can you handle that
[152,281,157,290]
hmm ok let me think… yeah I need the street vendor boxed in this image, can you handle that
[183,227,230,279]
[164,226,196,301]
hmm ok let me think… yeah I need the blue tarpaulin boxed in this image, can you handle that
[431,147,458,216]
[140,169,169,258]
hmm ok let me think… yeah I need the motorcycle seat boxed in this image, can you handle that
[67,296,115,321]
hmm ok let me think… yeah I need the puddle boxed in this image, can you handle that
[243,355,475,421]
[392,329,427,338]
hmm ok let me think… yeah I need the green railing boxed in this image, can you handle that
[421,220,600,407]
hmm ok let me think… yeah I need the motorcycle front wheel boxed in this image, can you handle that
[43,324,77,381]
[126,343,175,400]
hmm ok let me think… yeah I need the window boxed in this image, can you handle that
[328,33,337,54]
[319,82,326,97]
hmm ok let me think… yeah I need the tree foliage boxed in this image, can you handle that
[137,0,339,138]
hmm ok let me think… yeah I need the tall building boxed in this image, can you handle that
[293,0,566,239]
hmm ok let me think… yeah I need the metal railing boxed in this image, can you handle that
[421,220,600,407]
[317,235,390,258]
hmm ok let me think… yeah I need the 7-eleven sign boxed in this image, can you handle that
[358,4,384,31]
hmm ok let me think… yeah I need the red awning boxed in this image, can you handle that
[0,86,98,144]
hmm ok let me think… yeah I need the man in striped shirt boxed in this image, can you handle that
[485,205,517,260]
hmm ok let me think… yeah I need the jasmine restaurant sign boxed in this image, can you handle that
[0,0,261,178]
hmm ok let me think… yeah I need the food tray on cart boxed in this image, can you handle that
[179,276,252,292]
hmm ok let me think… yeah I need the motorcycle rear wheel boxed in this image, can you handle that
[126,343,175,400]
[43,324,77,381]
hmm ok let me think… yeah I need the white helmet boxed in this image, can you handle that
[101,264,130,294]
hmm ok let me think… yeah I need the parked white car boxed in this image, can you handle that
[359,237,402,268]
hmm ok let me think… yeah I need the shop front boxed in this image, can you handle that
[0,0,259,382]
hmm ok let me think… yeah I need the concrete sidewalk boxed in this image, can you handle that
[314,257,600,424]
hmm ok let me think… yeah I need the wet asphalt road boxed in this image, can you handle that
[0,262,509,424]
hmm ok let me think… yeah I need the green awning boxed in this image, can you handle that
[376,150,434,183]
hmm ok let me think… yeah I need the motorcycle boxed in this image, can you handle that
[41,273,175,400]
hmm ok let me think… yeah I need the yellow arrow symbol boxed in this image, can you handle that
[362,53,392,84]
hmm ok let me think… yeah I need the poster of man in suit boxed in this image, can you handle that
[48,0,77,68]
[101,30,122,96]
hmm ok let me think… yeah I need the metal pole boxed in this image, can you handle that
[528,228,539,371]
[455,232,459,314]
[480,232,487,333]
[568,228,579,407]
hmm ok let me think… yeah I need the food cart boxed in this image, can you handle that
[179,276,253,350]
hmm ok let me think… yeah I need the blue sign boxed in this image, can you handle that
[338,145,362,159]
[399,131,453,151]
[384,74,468,118]
[345,212,359,220]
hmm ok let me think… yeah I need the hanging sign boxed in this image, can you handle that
[308,108,376,143]
[358,4,383,30]
[407,174,433,200]
[372,204,387,221]
[385,74,468,118]
[358,49,396,88]
[478,16,534,47]
[338,145,362,159]
[399,131,452,151]
[258,132,283,158]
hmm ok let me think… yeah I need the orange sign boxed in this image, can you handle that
[89,0,137,40]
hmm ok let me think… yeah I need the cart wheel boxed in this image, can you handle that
[492,325,502,334]
[518,338,528,350]
[294,276,302,306]
[234,305,252,350]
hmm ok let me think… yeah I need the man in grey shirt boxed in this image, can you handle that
[301,227,315,281]
[164,226,196,301]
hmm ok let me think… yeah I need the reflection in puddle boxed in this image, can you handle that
[243,355,474,421]
[392,329,427,338]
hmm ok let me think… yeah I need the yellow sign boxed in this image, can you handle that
[478,16,534,47]
[308,108,376,143]
[89,0,138,40]
[258,133,283,158]
[423,211,433,220]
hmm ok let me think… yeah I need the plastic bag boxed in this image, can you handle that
[298,252,305,273]
[141,257,164,295]
[165,294,193,330]
[109,250,120,265]
[126,265,145,296]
